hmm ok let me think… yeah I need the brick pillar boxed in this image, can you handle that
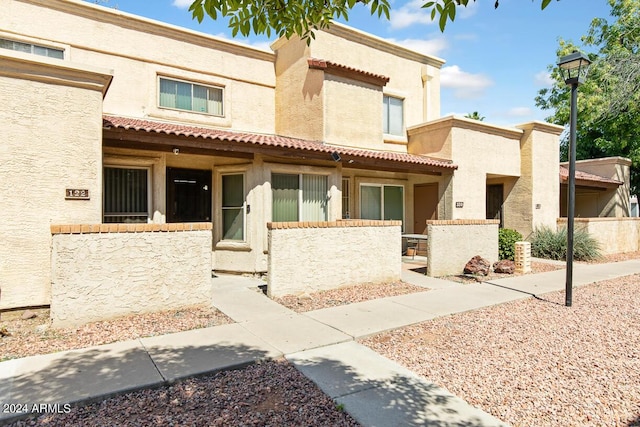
[515,241,531,274]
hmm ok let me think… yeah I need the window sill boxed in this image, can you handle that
[215,240,251,252]
[383,134,408,145]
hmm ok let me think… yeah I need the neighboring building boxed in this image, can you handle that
[0,0,574,311]
[559,157,631,218]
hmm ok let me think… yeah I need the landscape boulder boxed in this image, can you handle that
[464,255,491,276]
[493,259,515,274]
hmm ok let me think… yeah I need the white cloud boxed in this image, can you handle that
[386,37,448,57]
[390,0,436,30]
[458,0,479,19]
[505,107,533,117]
[534,70,554,87]
[390,0,478,30]
[440,65,493,99]
[172,0,193,9]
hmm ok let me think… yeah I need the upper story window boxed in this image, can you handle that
[0,38,64,59]
[159,77,224,116]
[383,95,404,136]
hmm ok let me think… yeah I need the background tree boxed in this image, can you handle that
[464,111,485,121]
[536,0,640,194]
[188,0,556,39]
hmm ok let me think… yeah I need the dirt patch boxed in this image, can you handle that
[0,306,232,361]
[273,281,428,313]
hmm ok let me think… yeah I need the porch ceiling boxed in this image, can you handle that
[102,115,457,175]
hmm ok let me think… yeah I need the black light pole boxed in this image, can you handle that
[558,51,591,307]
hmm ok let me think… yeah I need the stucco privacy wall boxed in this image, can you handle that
[557,218,640,255]
[50,223,212,328]
[266,221,401,297]
[0,51,111,310]
[427,220,499,277]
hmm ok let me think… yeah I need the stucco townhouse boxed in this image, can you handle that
[0,0,630,314]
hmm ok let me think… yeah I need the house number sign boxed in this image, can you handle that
[65,189,90,200]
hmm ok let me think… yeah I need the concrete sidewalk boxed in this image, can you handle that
[1,260,638,426]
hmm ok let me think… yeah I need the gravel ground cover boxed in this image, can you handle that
[3,253,638,426]
[7,359,360,427]
[274,281,427,313]
[0,306,232,361]
[362,274,640,427]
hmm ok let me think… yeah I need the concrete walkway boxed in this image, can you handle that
[1,260,639,426]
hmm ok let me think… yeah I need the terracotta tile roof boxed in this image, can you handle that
[102,115,457,170]
[559,165,623,187]
[308,58,390,86]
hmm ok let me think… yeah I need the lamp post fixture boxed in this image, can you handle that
[558,50,591,307]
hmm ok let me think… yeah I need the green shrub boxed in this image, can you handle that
[498,228,523,260]
[529,226,602,261]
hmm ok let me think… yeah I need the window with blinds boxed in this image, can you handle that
[0,38,64,59]
[383,95,404,136]
[360,184,404,223]
[103,167,150,223]
[342,178,350,219]
[159,77,223,116]
[221,174,245,240]
[272,174,328,222]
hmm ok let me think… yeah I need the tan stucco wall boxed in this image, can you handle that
[3,0,275,133]
[274,38,324,142]
[266,221,401,297]
[409,118,562,235]
[558,217,640,255]
[507,122,562,237]
[323,75,383,149]
[273,23,443,152]
[50,224,212,327]
[0,51,111,310]
[427,220,499,277]
[409,117,522,221]
[312,25,443,124]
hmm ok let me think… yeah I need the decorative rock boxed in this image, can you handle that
[494,259,516,274]
[35,324,50,334]
[464,255,491,276]
[21,310,37,320]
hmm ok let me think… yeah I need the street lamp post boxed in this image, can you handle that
[558,51,591,307]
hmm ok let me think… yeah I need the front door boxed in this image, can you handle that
[414,183,438,234]
[166,167,211,223]
[486,184,504,228]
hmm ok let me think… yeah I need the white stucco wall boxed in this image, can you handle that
[50,224,212,327]
[266,221,401,297]
[427,220,499,277]
[0,51,111,310]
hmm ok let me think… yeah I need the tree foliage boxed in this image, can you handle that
[187,0,557,40]
[188,0,390,40]
[422,0,557,31]
[536,0,640,194]
[464,111,485,121]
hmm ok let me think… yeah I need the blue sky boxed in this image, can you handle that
[89,0,613,126]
